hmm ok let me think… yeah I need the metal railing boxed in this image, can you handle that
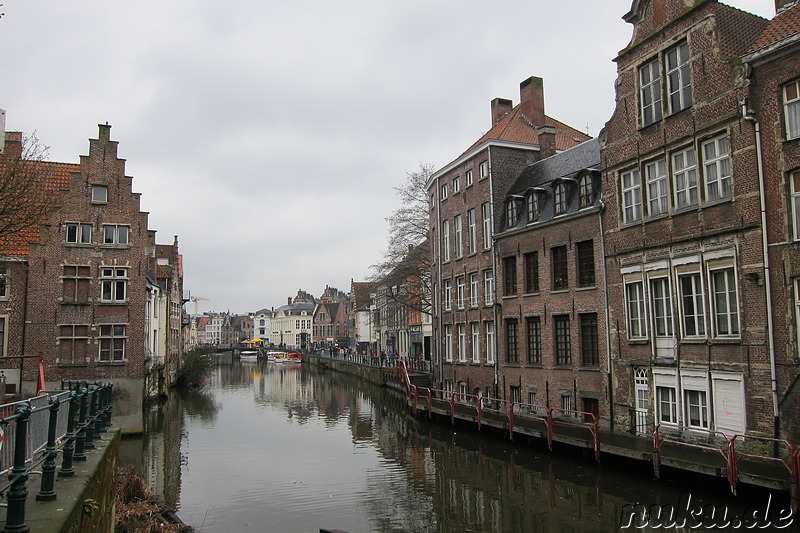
[315,350,433,373]
[0,382,113,533]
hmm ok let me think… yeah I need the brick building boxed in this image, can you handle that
[427,76,591,399]
[741,0,800,444]
[0,124,186,429]
[494,139,606,424]
[600,0,771,436]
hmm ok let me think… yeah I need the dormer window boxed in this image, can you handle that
[91,185,108,204]
[579,174,593,208]
[554,183,567,215]
[527,192,540,222]
[506,199,519,227]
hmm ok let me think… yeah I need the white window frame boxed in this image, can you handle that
[453,177,461,193]
[484,269,494,306]
[485,321,495,364]
[791,170,800,241]
[479,161,488,180]
[678,271,706,338]
[467,209,477,254]
[784,79,800,141]
[709,265,739,337]
[100,267,128,303]
[454,215,463,258]
[640,57,662,126]
[466,169,474,186]
[471,322,480,363]
[442,220,450,263]
[443,279,452,311]
[0,264,7,300]
[456,276,465,310]
[666,41,692,114]
[66,223,92,244]
[441,183,448,200]
[672,147,698,209]
[103,224,130,245]
[91,185,108,204]
[527,192,540,221]
[444,325,453,362]
[684,389,709,429]
[554,183,567,215]
[645,158,668,217]
[506,200,518,227]
[656,386,678,424]
[649,276,674,338]
[481,202,492,249]
[625,280,647,339]
[794,278,800,360]
[621,169,642,224]
[579,174,593,208]
[469,273,479,308]
[457,324,466,362]
[702,136,731,201]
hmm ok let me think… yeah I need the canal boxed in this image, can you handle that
[120,358,793,532]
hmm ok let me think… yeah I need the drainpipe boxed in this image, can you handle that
[598,199,614,431]
[435,172,444,388]
[488,146,500,400]
[741,100,780,440]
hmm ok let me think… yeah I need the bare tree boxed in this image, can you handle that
[371,163,435,313]
[0,133,62,244]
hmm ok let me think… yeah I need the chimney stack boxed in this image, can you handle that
[2,131,23,160]
[519,76,546,128]
[288,297,292,305]
[537,125,557,159]
[491,98,513,126]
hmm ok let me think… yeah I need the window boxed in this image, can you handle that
[0,264,7,299]
[711,267,739,336]
[444,325,453,362]
[454,215,463,258]
[526,316,541,364]
[576,240,595,288]
[561,394,572,413]
[466,169,474,186]
[510,385,522,404]
[626,281,647,339]
[702,136,731,201]
[795,279,800,360]
[484,270,494,306]
[471,323,480,363]
[552,245,568,290]
[485,321,495,363]
[441,183,448,199]
[457,324,466,362]
[528,390,537,407]
[59,324,89,364]
[621,169,642,223]
[673,147,698,209]
[650,277,674,337]
[66,223,92,244]
[527,192,540,222]
[91,185,108,203]
[524,251,539,293]
[453,177,461,193]
[441,220,450,262]
[791,171,800,241]
[506,318,518,363]
[467,209,477,254]
[99,324,126,362]
[62,265,91,303]
[103,225,130,245]
[503,256,517,296]
[554,183,567,215]
[456,276,465,309]
[784,79,800,140]
[579,174,593,207]
[645,159,668,216]
[679,273,705,337]
[684,389,709,428]
[469,273,479,308]
[506,200,518,227]
[554,315,571,365]
[100,267,127,303]
[640,57,662,126]
[666,42,692,114]
[0,317,5,357]
[443,279,452,311]
[580,313,599,367]
[479,161,488,180]
[656,386,678,424]
[481,202,492,249]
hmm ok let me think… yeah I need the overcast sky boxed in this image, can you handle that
[0,0,776,315]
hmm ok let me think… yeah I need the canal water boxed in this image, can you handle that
[120,358,793,533]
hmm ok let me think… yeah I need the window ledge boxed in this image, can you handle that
[550,289,569,295]
[98,301,129,306]
[579,366,601,372]
[60,300,91,306]
[523,291,541,297]
[58,363,88,368]
[681,338,708,344]
[627,339,649,345]
[701,196,733,209]
[101,244,131,249]
[709,337,741,344]
[553,365,573,370]
[575,286,596,292]
[524,363,543,369]
[98,361,127,366]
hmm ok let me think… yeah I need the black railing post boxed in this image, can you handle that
[74,388,88,461]
[4,403,31,533]
[104,383,113,427]
[84,388,97,450]
[59,391,79,477]
[36,396,60,501]
[91,386,102,442]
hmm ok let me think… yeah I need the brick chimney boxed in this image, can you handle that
[519,76,546,128]
[2,131,23,159]
[537,125,556,159]
[491,98,513,126]
[776,0,796,13]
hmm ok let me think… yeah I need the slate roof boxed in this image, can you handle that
[500,138,601,233]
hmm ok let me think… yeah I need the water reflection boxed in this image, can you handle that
[122,359,780,533]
